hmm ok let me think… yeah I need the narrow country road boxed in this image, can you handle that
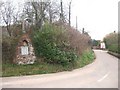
[2,50,118,88]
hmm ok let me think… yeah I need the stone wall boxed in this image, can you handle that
[14,33,36,65]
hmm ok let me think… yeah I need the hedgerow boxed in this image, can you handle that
[32,23,79,66]
[104,32,119,54]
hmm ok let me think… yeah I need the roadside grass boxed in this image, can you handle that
[107,51,120,58]
[2,62,77,77]
[2,50,95,77]
[75,50,95,68]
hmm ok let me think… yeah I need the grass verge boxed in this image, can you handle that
[2,50,95,77]
[107,51,120,58]
[75,50,95,68]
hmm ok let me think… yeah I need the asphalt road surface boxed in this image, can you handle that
[2,50,118,88]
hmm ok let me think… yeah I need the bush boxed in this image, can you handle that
[31,23,79,66]
[64,25,92,55]
[2,37,19,64]
[81,50,94,64]
[104,32,119,53]
[108,44,118,53]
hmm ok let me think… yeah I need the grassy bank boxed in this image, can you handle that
[76,50,95,68]
[2,50,95,77]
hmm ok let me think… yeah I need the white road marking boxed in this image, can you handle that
[97,72,110,82]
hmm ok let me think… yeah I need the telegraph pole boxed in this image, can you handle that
[69,0,72,26]
[76,16,78,30]
[82,28,85,34]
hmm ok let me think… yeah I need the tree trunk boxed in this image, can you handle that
[6,24,11,37]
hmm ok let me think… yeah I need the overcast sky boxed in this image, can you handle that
[1,0,119,40]
[69,0,119,40]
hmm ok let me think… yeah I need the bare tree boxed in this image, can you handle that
[47,0,67,24]
[24,1,50,30]
[1,2,14,36]
[59,0,68,24]
[60,0,64,23]
[23,1,68,29]
[12,4,22,25]
[0,2,4,25]
[46,1,60,23]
